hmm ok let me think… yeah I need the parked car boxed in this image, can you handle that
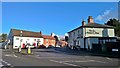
[69,45,80,50]
[2,42,9,49]
[37,45,46,49]
[47,45,54,48]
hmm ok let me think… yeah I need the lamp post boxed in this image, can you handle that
[18,31,22,53]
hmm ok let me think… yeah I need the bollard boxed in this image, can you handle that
[27,46,31,54]
[18,46,21,53]
[4,45,7,49]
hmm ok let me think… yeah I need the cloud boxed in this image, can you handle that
[95,9,111,21]
[103,10,111,16]
[95,8,118,22]
[95,15,103,21]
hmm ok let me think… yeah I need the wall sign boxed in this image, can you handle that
[86,29,99,34]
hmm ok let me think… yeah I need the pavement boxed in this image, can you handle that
[54,47,119,58]
[0,48,120,68]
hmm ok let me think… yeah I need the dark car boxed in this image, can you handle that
[38,45,46,49]
[47,45,54,48]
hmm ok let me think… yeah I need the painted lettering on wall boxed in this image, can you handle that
[86,29,99,34]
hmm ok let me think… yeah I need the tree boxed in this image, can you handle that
[105,18,120,37]
[1,33,7,42]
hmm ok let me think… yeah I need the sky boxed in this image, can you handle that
[2,2,118,35]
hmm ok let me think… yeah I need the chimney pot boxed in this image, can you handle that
[88,16,94,23]
[40,31,42,35]
[82,20,86,26]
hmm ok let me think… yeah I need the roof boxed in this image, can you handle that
[68,23,113,33]
[42,35,55,40]
[83,23,113,28]
[11,29,43,38]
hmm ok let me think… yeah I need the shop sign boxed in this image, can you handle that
[86,29,99,34]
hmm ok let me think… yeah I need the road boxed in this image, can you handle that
[1,48,119,68]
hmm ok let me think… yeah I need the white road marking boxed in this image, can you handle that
[1,60,12,66]
[84,56,89,57]
[0,64,3,67]
[40,57,71,58]
[89,60,95,62]
[50,59,106,64]
[62,62,78,66]
[50,60,78,66]
[3,61,8,64]
[0,63,3,66]
[5,54,18,58]
[5,54,12,57]
[14,54,18,58]
[7,63,11,66]
[31,55,72,59]
[2,60,5,63]
[106,57,112,61]
[94,60,106,63]
[0,59,2,61]
[36,55,39,56]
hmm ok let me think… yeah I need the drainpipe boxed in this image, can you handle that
[84,28,86,50]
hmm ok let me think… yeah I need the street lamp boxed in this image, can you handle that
[18,31,22,53]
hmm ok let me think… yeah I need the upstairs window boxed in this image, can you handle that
[16,38,19,40]
[78,30,80,34]
[46,39,48,42]
[37,39,40,41]
[73,32,75,36]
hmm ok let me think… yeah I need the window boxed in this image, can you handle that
[99,38,104,44]
[20,39,23,42]
[77,40,79,45]
[69,33,72,37]
[46,39,48,41]
[37,39,40,41]
[73,32,75,36]
[52,40,54,42]
[16,38,19,40]
[78,30,80,34]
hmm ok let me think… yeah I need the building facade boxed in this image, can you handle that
[8,29,44,49]
[68,16,116,50]
[42,35,55,48]
[8,29,56,49]
[58,40,68,47]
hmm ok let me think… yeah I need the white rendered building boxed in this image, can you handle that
[8,29,43,49]
[68,16,116,51]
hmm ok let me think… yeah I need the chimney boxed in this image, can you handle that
[40,31,42,35]
[88,16,94,23]
[82,20,86,26]
[51,33,55,37]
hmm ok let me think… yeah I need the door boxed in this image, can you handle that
[14,37,20,48]
[74,40,76,46]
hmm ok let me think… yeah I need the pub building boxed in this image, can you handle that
[68,16,116,51]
